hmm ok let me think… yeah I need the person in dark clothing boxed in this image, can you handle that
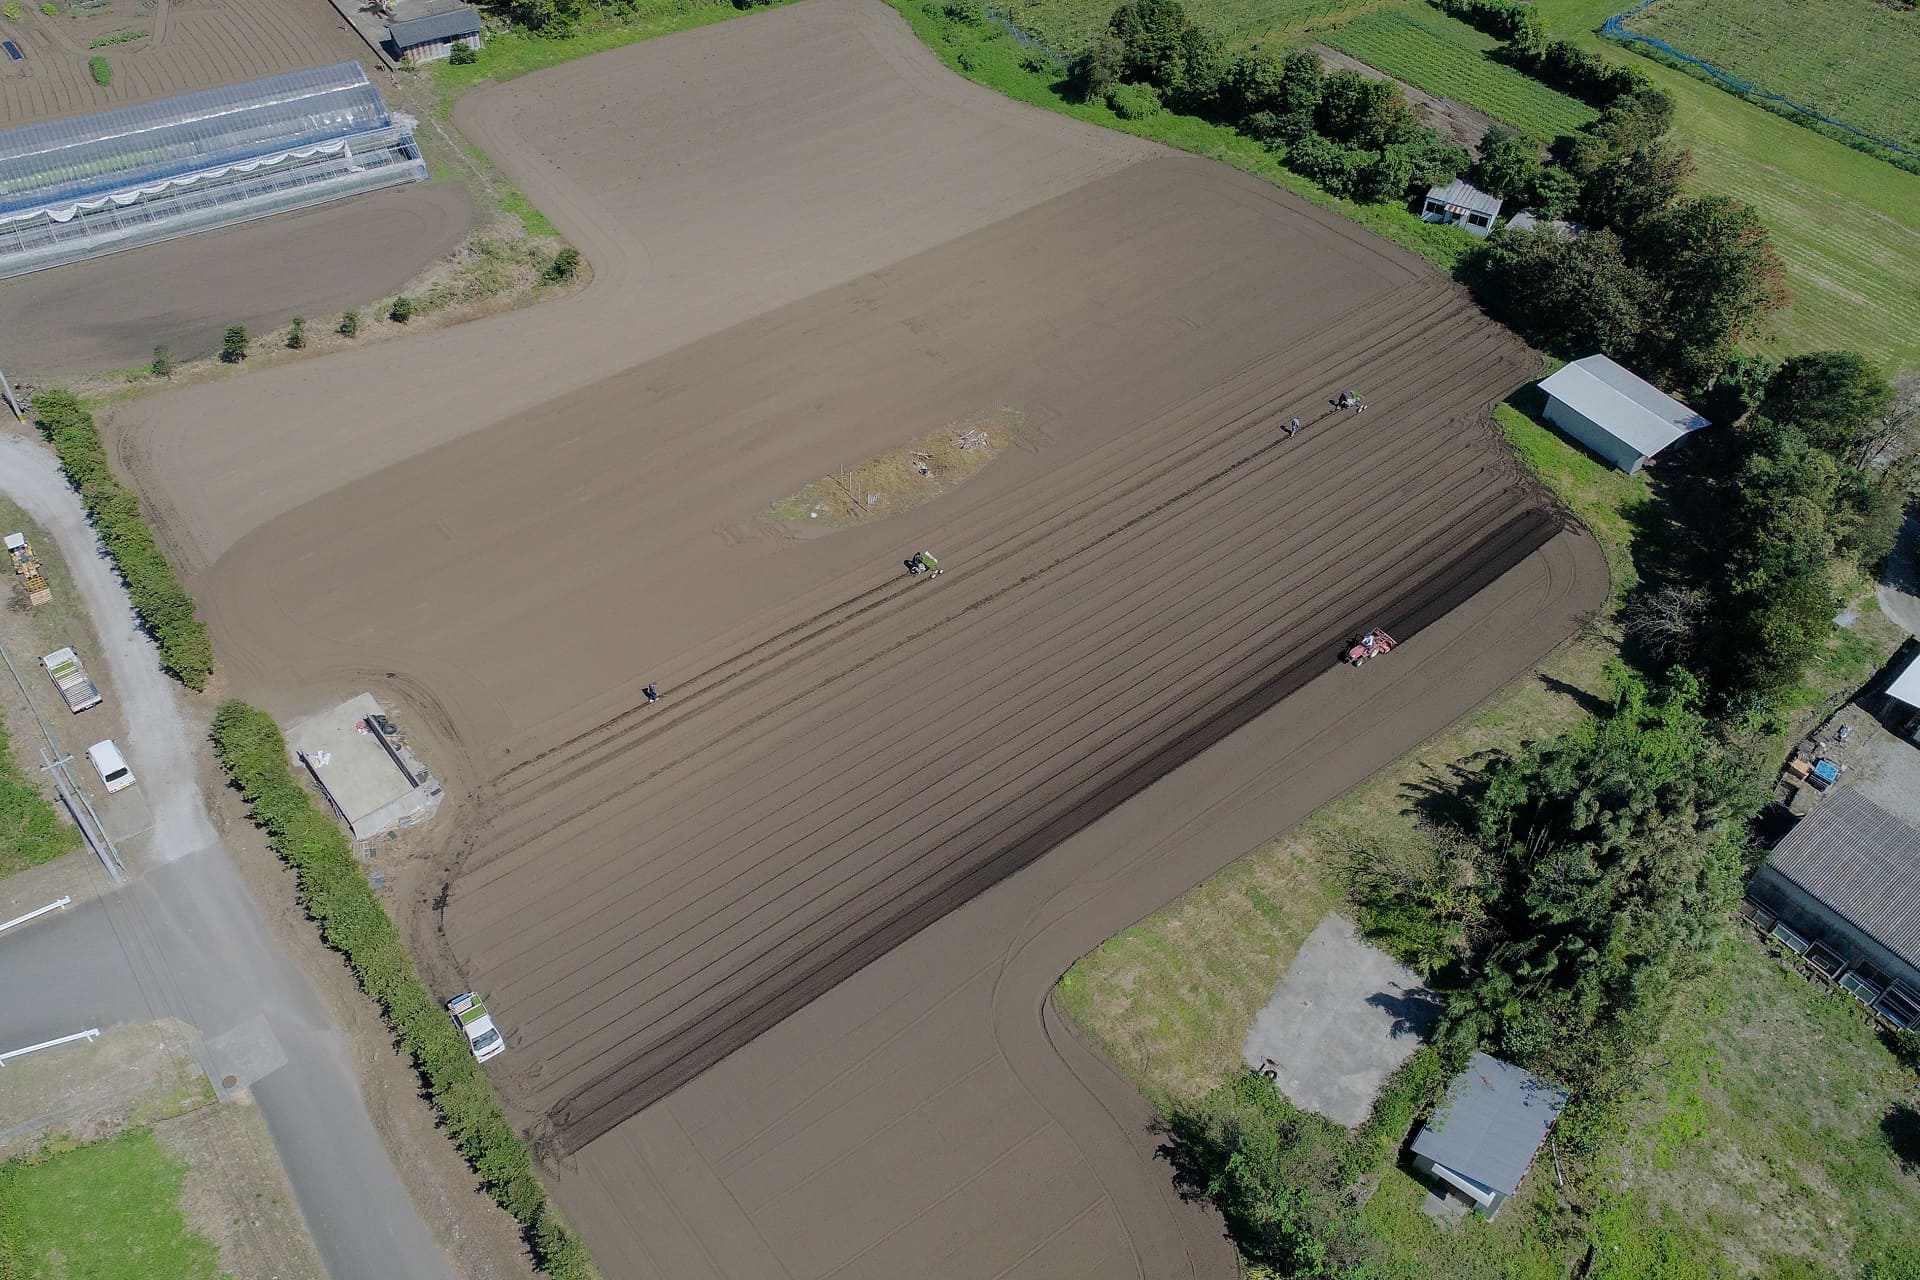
[644,683,659,704]
[1287,418,1301,438]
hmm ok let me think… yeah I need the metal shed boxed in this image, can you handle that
[1421,180,1502,238]
[1409,1052,1567,1218]
[1536,354,1709,474]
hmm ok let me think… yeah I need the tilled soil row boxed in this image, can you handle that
[444,282,1553,1153]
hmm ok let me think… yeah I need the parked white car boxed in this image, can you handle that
[447,992,505,1063]
[85,738,135,793]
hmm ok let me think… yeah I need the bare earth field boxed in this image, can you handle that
[102,2,1608,1276]
[0,183,473,376]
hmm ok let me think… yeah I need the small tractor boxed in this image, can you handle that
[1344,629,1397,666]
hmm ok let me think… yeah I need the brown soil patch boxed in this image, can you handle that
[101,2,1608,1275]
[0,183,475,378]
[153,1102,328,1280]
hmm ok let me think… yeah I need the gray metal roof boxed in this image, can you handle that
[1768,786,1920,972]
[1410,1053,1567,1195]
[1537,354,1709,459]
[1425,179,1502,217]
[1889,649,1920,709]
[389,5,481,47]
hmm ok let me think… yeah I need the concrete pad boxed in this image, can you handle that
[1243,914,1438,1127]
[286,693,442,840]
[204,1013,288,1098]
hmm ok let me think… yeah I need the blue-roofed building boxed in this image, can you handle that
[1409,1053,1568,1219]
[0,62,426,279]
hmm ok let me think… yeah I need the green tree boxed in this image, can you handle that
[1281,134,1363,197]
[1103,0,1223,110]
[219,325,248,363]
[1525,163,1581,219]
[389,295,414,324]
[1220,50,1285,121]
[1581,139,1693,236]
[1758,351,1895,459]
[1472,126,1543,201]
[337,309,361,338]
[286,317,306,350]
[544,246,583,283]
[1444,667,1762,1085]
[1314,70,1418,150]
[1477,225,1653,357]
[1278,47,1324,115]
[149,344,172,379]
[1635,195,1788,390]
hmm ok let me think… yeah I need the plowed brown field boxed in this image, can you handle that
[104,2,1606,1275]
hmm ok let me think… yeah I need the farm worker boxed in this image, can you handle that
[1336,391,1353,409]
[644,683,659,704]
[1287,418,1301,438]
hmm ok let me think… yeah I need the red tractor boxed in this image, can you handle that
[1344,629,1397,666]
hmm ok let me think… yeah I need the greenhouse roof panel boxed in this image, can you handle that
[0,62,392,217]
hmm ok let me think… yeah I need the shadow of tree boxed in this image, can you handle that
[1883,1101,1920,1173]
[1365,986,1443,1039]
[1538,671,1610,717]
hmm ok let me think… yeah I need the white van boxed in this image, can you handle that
[85,739,135,793]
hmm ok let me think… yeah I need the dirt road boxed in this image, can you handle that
[100,2,1609,1275]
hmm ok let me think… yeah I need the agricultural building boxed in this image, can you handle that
[1748,786,1920,1029]
[1421,180,1501,238]
[1409,1052,1567,1219]
[386,0,484,64]
[290,693,443,840]
[0,62,425,279]
[1536,354,1708,474]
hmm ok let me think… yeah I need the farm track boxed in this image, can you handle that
[110,3,1606,1274]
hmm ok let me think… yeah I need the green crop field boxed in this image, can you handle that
[1324,6,1599,136]
[1627,0,1920,153]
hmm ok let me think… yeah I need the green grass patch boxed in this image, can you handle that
[88,54,110,85]
[1625,0,1920,154]
[1324,6,1598,135]
[434,0,759,95]
[0,713,79,879]
[0,1130,222,1280]
[1494,397,1645,602]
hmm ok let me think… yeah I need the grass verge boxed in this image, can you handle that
[0,1129,221,1280]
[0,710,77,879]
[209,701,598,1280]
[31,391,212,690]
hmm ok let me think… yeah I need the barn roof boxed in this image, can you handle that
[1425,179,1502,217]
[1537,354,1708,460]
[1889,649,1920,710]
[390,2,481,46]
[1410,1053,1567,1196]
[1768,786,1920,972]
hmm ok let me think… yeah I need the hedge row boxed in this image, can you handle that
[208,701,598,1280]
[1508,36,1648,108]
[33,391,213,689]
[1429,0,1542,47]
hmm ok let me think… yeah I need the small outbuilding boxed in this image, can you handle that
[1748,786,1920,1028]
[1505,210,1583,239]
[1421,180,1502,238]
[1536,354,1709,474]
[387,0,483,64]
[1887,649,1920,743]
[1409,1052,1567,1219]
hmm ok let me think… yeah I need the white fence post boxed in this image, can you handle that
[0,895,72,935]
[0,1028,101,1065]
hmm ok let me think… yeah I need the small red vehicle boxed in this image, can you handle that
[1345,629,1397,666]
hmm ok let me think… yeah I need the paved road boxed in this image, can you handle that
[0,431,458,1280]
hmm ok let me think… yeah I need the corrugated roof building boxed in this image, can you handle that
[1536,354,1709,474]
[387,0,483,64]
[1408,1053,1567,1219]
[0,62,424,278]
[1421,179,1502,238]
[1750,786,1920,1026]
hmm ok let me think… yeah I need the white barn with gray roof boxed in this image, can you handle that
[1536,354,1709,474]
[1422,180,1502,238]
[1409,1052,1567,1219]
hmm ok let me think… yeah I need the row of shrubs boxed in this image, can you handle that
[33,392,214,689]
[208,701,598,1280]
[1430,0,1650,107]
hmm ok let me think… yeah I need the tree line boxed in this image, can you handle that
[210,702,599,1280]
